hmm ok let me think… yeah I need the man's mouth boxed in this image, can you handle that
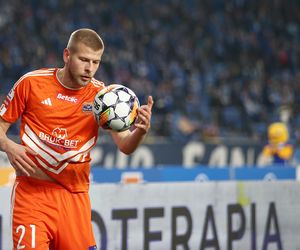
[81,75,91,81]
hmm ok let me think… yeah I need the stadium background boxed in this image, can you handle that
[1,0,300,144]
[1,0,300,249]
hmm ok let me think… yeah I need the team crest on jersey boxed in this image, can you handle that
[82,102,93,113]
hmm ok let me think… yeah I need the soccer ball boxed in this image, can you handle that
[93,84,140,132]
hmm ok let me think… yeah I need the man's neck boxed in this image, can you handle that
[56,68,83,90]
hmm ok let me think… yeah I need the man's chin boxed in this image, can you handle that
[75,79,90,88]
[79,81,89,87]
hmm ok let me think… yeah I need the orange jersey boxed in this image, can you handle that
[0,68,105,192]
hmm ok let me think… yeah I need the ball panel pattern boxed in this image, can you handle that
[93,84,140,132]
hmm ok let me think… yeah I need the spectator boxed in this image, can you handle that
[260,122,294,166]
[0,0,300,142]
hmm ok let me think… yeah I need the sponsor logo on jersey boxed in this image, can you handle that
[41,98,52,106]
[39,128,80,148]
[52,127,68,139]
[82,102,93,113]
[57,93,78,103]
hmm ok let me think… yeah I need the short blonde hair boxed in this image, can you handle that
[67,28,104,52]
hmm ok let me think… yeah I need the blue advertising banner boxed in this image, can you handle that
[91,167,230,183]
[234,166,296,181]
[91,166,296,183]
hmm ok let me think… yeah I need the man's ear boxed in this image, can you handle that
[63,48,70,63]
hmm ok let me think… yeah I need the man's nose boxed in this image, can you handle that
[85,61,93,72]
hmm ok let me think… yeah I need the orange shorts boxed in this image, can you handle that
[11,176,96,250]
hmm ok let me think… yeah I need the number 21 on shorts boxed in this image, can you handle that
[16,224,36,249]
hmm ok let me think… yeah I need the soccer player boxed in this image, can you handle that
[0,28,153,249]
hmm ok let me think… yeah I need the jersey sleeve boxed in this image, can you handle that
[0,77,29,123]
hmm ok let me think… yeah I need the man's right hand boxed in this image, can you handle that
[4,140,37,176]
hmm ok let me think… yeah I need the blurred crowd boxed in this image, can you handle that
[1,0,300,144]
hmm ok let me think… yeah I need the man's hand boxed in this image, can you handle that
[134,96,154,134]
[111,96,154,155]
[4,140,37,176]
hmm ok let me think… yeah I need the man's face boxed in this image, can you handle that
[64,42,103,88]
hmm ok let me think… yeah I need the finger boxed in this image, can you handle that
[23,156,37,170]
[13,161,31,176]
[138,108,150,119]
[134,123,146,130]
[147,96,154,109]
[137,114,147,125]
[18,157,36,174]
[134,123,148,132]
[136,111,150,127]
[25,146,37,156]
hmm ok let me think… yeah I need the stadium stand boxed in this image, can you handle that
[0,0,300,144]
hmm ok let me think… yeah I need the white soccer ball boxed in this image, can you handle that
[93,84,140,132]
